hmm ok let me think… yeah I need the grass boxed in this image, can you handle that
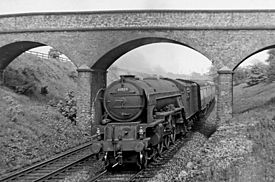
[0,53,91,177]
[1,53,274,180]
[189,100,274,181]
[201,81,275,181]
[0,53,152,177]
[233,103,275,181]
[0,54,151,177]
[233,82,275,114]
[168,81,275,181]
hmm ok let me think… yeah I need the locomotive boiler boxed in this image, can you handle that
[91,75,215,169]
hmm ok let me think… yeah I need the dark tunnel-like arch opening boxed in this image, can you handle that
[91,37,211,70]
[0,41,46,70]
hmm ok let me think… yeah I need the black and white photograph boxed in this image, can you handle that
[0,0,274,181]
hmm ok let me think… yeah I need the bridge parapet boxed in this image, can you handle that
[2,10,275,32]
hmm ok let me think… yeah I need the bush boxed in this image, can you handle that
[55,91,77,125]
[3,96,24,122]
[246,64,267,86]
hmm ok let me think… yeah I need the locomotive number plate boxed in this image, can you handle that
[117,87,129,92]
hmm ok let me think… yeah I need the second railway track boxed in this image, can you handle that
[0,141,96,182]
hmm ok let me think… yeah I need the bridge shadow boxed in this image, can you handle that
[192,99,217,138]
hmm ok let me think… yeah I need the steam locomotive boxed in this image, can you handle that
[91,75,215,169]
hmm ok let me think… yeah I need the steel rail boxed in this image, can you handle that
[33,153,94,182]
[88,169,108,182]
[88,133,191,182]
[0,138,96,182]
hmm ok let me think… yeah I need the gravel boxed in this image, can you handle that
[59,159,104,182]
[148,104,254,182]
[148,132,208,182]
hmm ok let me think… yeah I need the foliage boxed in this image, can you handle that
[0,53,88,176]
[234,62,267,86]
[233,67,250,86]
[266,49,275,82]
[149,81,275,181]
[207,65,218,77]
[0,91,90,176]
[56,91,77,124]
[15,82,36,94]
[40,86,48,95]
[246,63,267,86]
[2,95,24,122]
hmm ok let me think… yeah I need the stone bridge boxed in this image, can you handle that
[1,10,275,128]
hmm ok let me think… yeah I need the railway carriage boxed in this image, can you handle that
[91,75,215,169]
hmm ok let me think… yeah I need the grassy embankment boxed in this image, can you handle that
[0,53,90,177]
[149,81,275,182]
[0,53,153,178]
[229,82,275,181]
[196,82,275,181]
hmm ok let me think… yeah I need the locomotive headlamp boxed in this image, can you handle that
[101,118,111,125]
[135,142,144,152]
[91,142,102,154]
[96,128,101,140]
[138,126,145,140]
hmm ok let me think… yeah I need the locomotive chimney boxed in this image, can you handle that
[120,75,136,79]
[120,75,136,83]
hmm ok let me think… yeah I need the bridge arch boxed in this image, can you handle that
[91,37,211,70]
[232,44,275,116]
[233,45,274,71]
[6,10,275,128]
[0,41,46,70]
[0,41,78,70]
[86,37,213,126]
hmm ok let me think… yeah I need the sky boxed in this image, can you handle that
[112,43,212,75]
[0,0,273,74]
[1,0,275,13]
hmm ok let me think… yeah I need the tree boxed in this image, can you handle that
[207,65,218,84]
[233,67,249,86]
[190,72,202,80]
[246,63,267,86]
[207,65,218,77]
[266,49,275,82]
[56,91,77,125]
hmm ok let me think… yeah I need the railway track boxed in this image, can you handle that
[0,141,96,182]
[0,102,214,182]
[88,132,193,182]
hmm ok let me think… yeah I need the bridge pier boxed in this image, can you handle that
[76,65,107,134]
[0,69,4,85]
[217,66,233,125]
[90,69,107,134]
[76,65,93,132]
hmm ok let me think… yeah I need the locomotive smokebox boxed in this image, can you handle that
[103,75,146,122]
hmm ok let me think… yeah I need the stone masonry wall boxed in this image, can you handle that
[2,10,275,127]
[2,10,275,32]
[90,69,107,129]
[76,65,92,132]
[217,67,234,124]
